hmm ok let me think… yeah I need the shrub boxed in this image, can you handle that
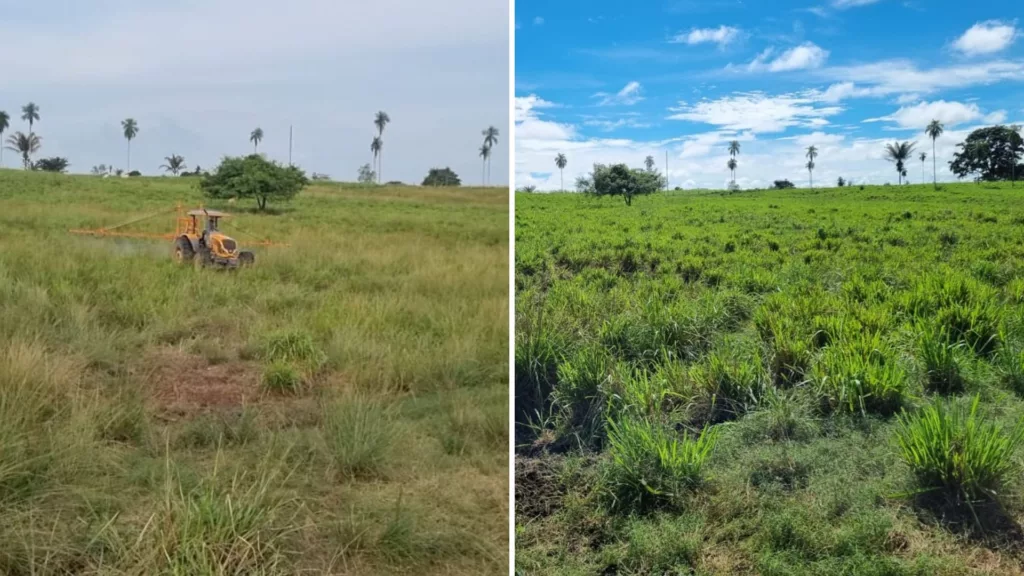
[895,396,1024,502]
[773,180,795,190]
[201,154,308,210]
[603,417,719,512]
[33,157,70,173]
[422,167,461,186]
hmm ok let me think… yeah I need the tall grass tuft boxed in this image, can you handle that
[918,325,965,395]
[689,338,767,422]
[602,417,719,512]
[323,395,400,480]
[552,345,613,449]
[895,396,1024,503]
[812,332,908,415]
[514,321,565,436]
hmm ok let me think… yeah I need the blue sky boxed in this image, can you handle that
[515,0,1023,190]
[0,0,508,184]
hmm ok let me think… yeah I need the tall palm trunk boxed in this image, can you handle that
[482,158,486,185]
[932,139,937,189]
[127,140,131,172]
[379,151,382,184]
[560,169,564,192]
[809,169,813,189]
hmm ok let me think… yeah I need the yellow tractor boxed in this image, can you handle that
[70,204,280,268]
[173,209,254,269]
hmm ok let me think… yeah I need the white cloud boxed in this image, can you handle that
[831,0,882,8]
[953,21,1018,56]
[862,100,1010,131]
[582,116,652,131]
[668,92,843,133]
[515,95,576,142]
[820,60,1024,97]
[895,93,921,105]
[594,81,644,106]
[746,42,830,72]
[672,25,741,47]
[533,16,545,25]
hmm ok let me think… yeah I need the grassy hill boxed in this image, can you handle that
[0,169,508,575]
[515,182,1024,575]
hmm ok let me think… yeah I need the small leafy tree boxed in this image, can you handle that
[837,176,846,187]
[200,154,308,210]
[422,167,461,187]
[587,163,665,206]
[33,156,69,172]
[773,179,795,189]
[357,163,376,184]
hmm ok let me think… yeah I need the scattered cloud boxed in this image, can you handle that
[831,0,883,8]
[953,21,1018,56]
[593,81,644,106]
[668,92,843,133]
[582,116,653,132]
[671,25,741,47]
[533,16,544,25]
[515,95,576,142]
[819,60,1024,97]
[745,42,830,72]
[863,99,1007,129]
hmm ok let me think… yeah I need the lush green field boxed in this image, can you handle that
[0,170,508,575]
[515,183,1024,575]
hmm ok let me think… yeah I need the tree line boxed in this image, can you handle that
[544,119,1024,199]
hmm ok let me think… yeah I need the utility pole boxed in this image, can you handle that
[289,125,293,166]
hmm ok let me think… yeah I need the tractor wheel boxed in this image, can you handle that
[173,237,194,264]
[194,248,212,270]
[239,251,255,267]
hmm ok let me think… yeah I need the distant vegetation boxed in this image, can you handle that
[544,120,1024,196]
[422,167,461,187]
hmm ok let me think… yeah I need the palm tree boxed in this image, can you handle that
[644,155,655,172]
[883,141,917,186]
[374,111,390,183]
[806,145,818,188]
[21,103,39,133]
[483,126,500,185]
[479,144,491,185]
[5,132,41,169]
[370,136,382,183]
[160,154,186,175]
[728,140,741,183]
[0,111,9,168]
[727,158,738,183]
[919,152,927,185]
[122,118,139,171]
[555,153,568,191]
[925,120,944,189]
[250,127,263,153]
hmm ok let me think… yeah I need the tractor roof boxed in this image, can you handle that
[187,209,230,217]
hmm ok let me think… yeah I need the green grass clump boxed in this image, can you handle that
[918,326,965,395]
[323,396,400,480]
[895,395,1024,503]
[813,333,908,415]
[602,417,718,512]
[551,345,612,448]
[262,361,303,394]
[689,338,767,422]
